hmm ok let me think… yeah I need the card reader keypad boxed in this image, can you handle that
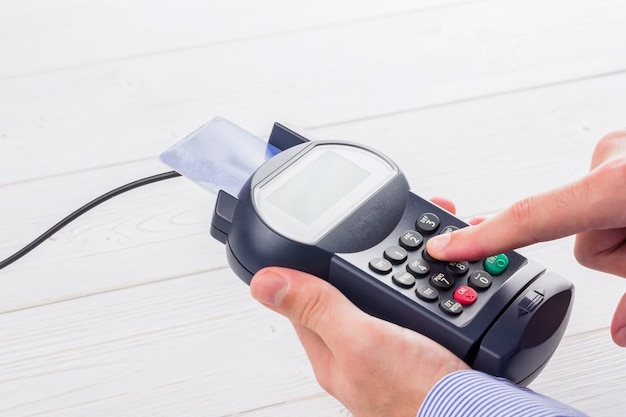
[368,212,513,319]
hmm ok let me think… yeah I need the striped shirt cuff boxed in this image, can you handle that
[418,370,587,417]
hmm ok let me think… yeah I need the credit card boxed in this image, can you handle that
[160,117,280,196]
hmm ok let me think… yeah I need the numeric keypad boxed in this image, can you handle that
[367,212,511,318]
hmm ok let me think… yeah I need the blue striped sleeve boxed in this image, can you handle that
[417,370,588,417]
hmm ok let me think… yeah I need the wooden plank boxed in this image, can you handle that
[1,0,625,185]
[308,71,625,212]
[532,329,626,417]
[2,71,625,315]
[1,1,625,415]
[237,395,346,417]
[0,169,222,313]
[0,266,623,416]
[0,271,326,416]
[0,0,456,78]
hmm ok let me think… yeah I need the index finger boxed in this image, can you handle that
[426,167,613,261]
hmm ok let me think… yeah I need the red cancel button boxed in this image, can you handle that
[454,285,478,306]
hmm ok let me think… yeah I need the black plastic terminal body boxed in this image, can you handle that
[210,123,574,385]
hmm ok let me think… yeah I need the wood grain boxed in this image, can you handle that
[1,0,625,416]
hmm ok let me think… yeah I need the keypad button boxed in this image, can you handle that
[440,225,459,235]
[416,284,439,302]
[469,270,492,291]
[422,247,440,263]
[484,253,509,275]
[454,285,478,306]
[430,272,454,290]
[369,257,392,274]
[392,272,416,289]
[407,259,430,277]
[440,299,464,316]
[416,213,440,234]
[446,261,470,277]
[399,230,424,251]
[384,246,408,264]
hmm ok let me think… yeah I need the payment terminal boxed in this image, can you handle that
[210,123,573,385]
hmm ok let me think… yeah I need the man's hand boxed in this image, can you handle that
[426,130,626,346]
[250,267,469,417]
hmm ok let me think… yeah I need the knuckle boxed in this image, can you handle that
[585,155,626,209]
[573,243,593,267]
[573,241,605,273]
[592,130,626,165]
[315,375,334,395]
[596,130,626,149]
[292,286,328,329]
[596,157,626,183]
[508,195,559,243]
[509,196,536,228]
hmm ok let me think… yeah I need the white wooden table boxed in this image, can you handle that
[1,1,625,415]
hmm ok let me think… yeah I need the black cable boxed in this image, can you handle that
[0,170,182,272]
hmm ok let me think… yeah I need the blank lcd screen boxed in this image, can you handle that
[266,150,370,225]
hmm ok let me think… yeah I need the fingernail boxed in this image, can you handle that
[252,270,287,307]
[428,233,450,255]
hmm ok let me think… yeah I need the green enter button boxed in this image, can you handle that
[484,253,509,275]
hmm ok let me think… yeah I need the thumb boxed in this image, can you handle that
[250,267,363,340]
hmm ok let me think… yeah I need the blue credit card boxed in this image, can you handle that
[160,117,280,196]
